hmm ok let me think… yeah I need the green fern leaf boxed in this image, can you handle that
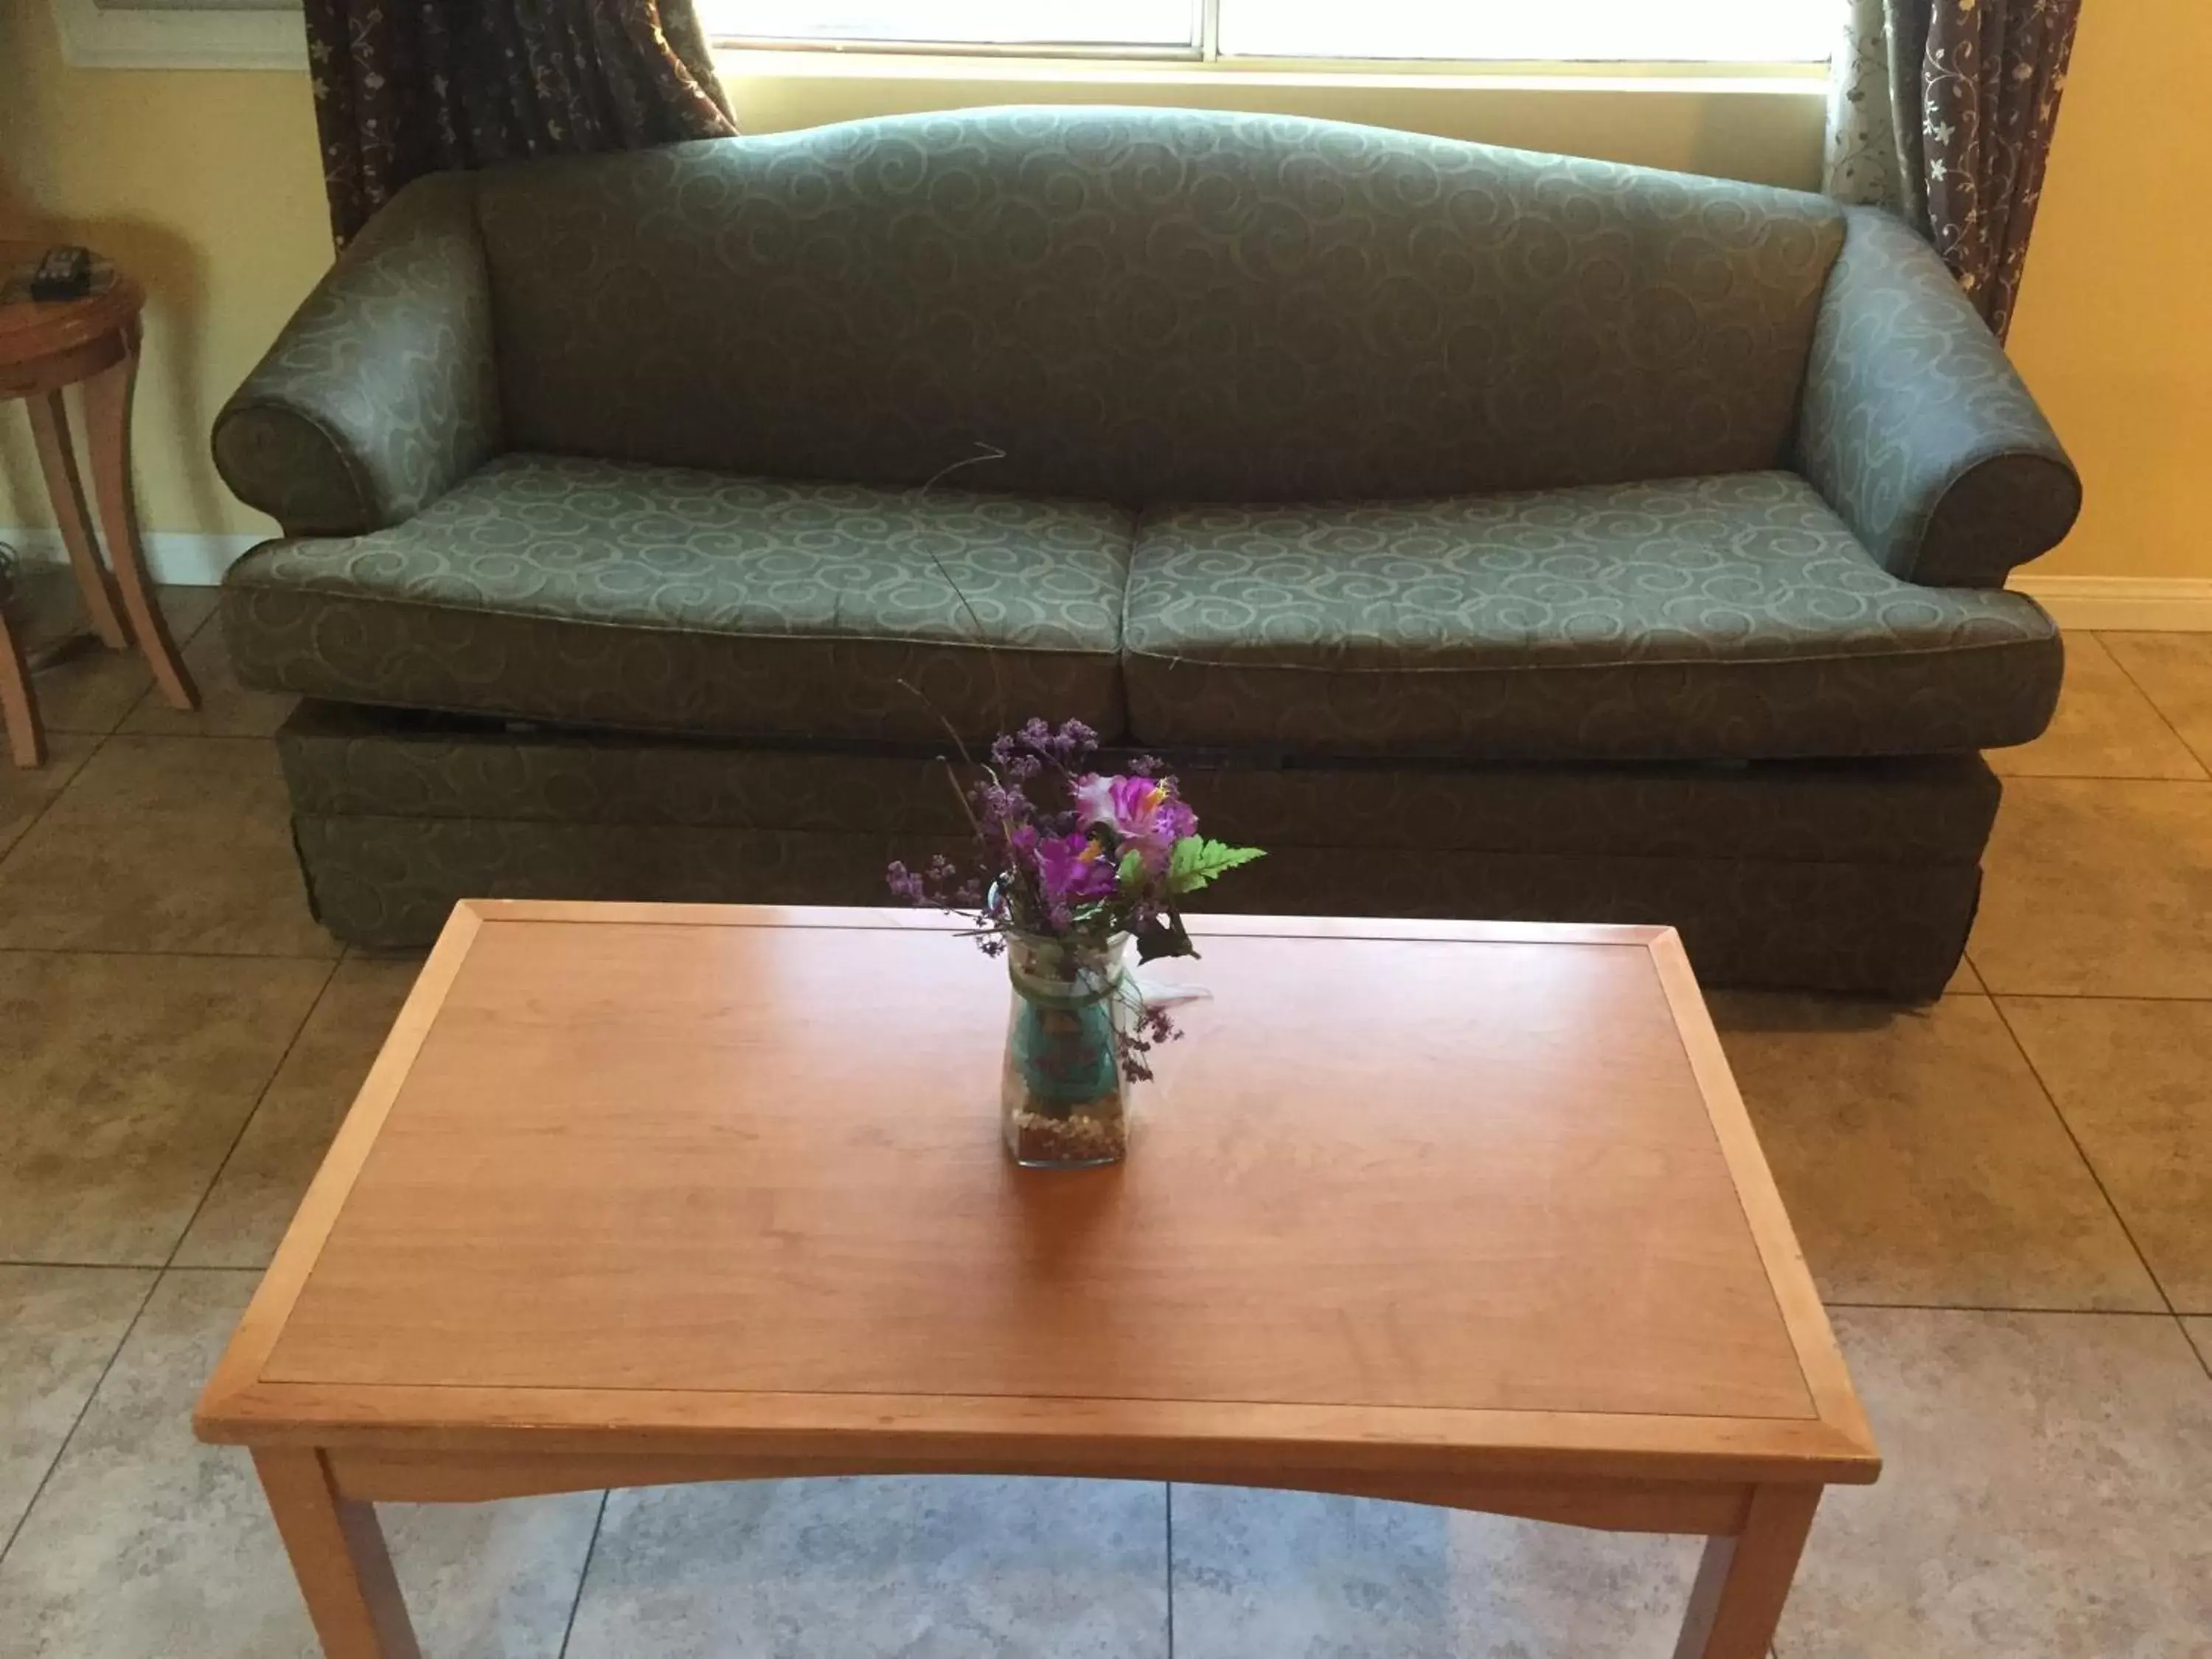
[1167,836,1266,895]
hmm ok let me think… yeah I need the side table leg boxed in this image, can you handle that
[254,1449,423,1659]
[80,330,198,711]
[27,390,129,649]
[1672,1484,1821,1659]
[1,609,44,767]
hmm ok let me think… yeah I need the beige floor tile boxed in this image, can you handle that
[0,732,95,861]
[118,612,296,740]
[1989,633,2205,780]
[1169,1484,1700,1659]
[0,1267,153,1543]
[2102,631,2212,769]
[0,953,330,1264]
[1711,995,2159,1310]
[1943,953,1982,995]
[1969,778,2212,996]
[12,574,220,737]
[0,735,337,956]
[570,1477,1166,1659]
[0,1270,602,1659]
[1778,1309,2212,1658]
[174,958,417,1268]
[2000,997,2212,1313]
[2187,1318,2212,1373]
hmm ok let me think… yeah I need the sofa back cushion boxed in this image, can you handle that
[473,107,1846,504]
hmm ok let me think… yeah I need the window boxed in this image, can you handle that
[47,0,306,70]
[714,2,1199,52]
[706,1,1837,63]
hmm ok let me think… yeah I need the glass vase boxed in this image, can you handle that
[1001,932,1130,1169]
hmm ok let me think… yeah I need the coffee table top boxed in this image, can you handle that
[198,901,1877,1488]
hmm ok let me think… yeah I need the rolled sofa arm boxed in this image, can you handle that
[212,173,501,538]
[1795,207,2081,589]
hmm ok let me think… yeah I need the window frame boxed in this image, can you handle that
[47,0,307,71]
[705,0,1835,71]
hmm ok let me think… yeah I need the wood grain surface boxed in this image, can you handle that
[198,902,1878,1491]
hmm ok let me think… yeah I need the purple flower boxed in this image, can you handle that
[1030,830,1118,903]
[990,717,1097,777]
[1074,773,1198,872]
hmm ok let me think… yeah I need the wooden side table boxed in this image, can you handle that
[1,243,199,765]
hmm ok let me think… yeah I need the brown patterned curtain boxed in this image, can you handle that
[1825,0,2082,340]
[304,0,738,248]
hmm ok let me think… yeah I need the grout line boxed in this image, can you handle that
[159,956,343,1272]
[1992,768,2212,782]
[0,1258,178,1272]
[88,731,279,745]
[1164,1481,1175,1659]
[1962,989,2212,1004]
[0,731,108,882]
[108,591,221,731]
[0,945,341,961]
[0,1265,161,1568]
[1824,1301,2179,1317]
[555,1489,613,1659]
[1987,996,2181,1320]
[2097,632,2212,776]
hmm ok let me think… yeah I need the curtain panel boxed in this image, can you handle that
[1826,0,2082,341]
[304,0,738,247]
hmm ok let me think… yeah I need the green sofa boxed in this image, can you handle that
[211,108,2079,998]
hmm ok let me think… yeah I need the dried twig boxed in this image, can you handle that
[905,440,1012,732]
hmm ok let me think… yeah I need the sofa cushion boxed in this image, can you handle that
[1121,472,2060,761]
[223,453,1133,742]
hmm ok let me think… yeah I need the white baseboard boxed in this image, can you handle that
[2009,575,2212,632]
[0,527,264,588]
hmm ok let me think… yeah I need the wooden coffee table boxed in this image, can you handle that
[196,901,1877,1658]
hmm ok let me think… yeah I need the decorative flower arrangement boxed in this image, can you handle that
[888,717,1264,1165]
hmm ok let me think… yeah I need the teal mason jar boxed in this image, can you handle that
[1001,932,1130,1168]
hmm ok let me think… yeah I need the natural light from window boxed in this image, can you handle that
[706,1,1838,63]
[712,1,1198,49]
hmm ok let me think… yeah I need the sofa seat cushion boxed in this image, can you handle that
[1121,473,2060,761]
[223,453,1135,742]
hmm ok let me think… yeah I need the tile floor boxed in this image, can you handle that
[1,590,2208,1658]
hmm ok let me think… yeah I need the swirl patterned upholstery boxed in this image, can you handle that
[210,107,2079,992]
[1123,473,2058,759]
[466,108,1843,503]
[215,175,501,538]
[226,455,1133,743]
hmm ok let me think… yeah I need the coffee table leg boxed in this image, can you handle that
[1671,1484,1820,1659]
[254,1449,423,1659]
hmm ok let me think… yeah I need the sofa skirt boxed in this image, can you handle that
[298,813,1978,998]
[276,702,1996,999]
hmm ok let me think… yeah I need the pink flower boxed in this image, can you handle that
[1074,773,1198,872]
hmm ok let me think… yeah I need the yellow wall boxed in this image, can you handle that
[2000,0,2212,580]
[0,0,328,541]
[3,1,2197,582]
